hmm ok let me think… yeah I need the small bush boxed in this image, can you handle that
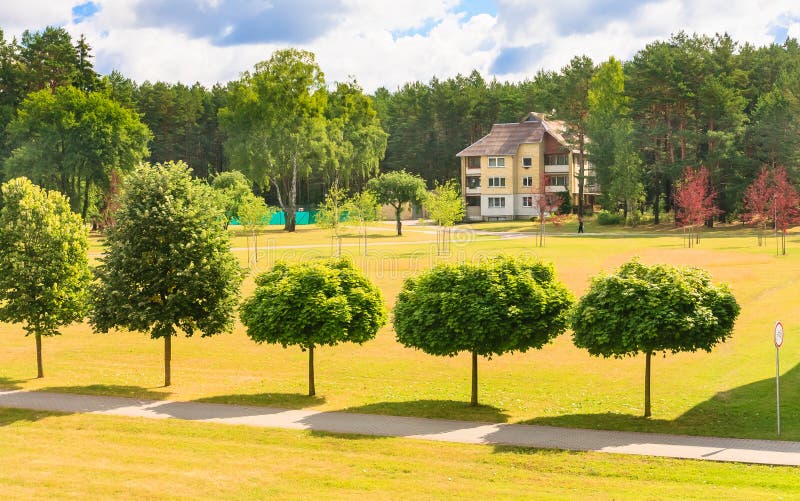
[597,210,624,225]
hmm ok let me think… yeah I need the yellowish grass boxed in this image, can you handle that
[0,409,796,500]
[3,223,800,439]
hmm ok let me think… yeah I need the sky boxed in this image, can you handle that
[1,0,800,92]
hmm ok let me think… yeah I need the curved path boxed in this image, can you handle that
[2,389,798,466]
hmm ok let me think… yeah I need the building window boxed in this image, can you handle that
[466,196,481,207]
[467,156,481,169]
[546,175,568,186]
[522,196,533,208]
[522,157,532,168]
[522,176,533,187]
[488,177,506,187]
[488,157,505,168]
[466,176,481,189]
[544,153,569,165]
[488,197,506,208]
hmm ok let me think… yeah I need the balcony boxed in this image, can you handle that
[545,186,567,193]
[465,186,481,195]
[544,164,569,174]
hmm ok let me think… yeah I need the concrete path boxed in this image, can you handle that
[2,389,798,466]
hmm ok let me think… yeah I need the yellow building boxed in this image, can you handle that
[456,112,598,221]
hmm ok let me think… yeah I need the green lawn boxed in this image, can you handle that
[0,408,796,500]
[3,221,800,441]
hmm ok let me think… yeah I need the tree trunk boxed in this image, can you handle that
[35,333,43,378]
[164,335,171,387]
[577,136,586,217]
[395,206,403,236]
[308,346,315,397]
[470,350,478,406]
[653,192,660,225]
[644,351,652,418]
[81,178,91,222]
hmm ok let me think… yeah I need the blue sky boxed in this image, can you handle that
[2,0,799,91]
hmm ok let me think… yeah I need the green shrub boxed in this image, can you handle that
[597,210,624,225]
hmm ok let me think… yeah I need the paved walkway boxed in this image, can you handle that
[2,389,798,466]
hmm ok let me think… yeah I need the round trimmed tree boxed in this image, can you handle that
[240,258,387,396]
[571,258,740,417]
[393,255,574,406]
[90,161,244,386]
[0,178,91,378]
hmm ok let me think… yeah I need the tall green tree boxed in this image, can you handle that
[366,170,426,236]
[0,177,91,378]
[4,86,151,220]
[240,258,387,396]
[555,56,594,217]
[571,259,740,417]
[587,57,643,221]
[90,161,243,386]
[393,256,573,406]
[325,80,388,189]
[221,48,328,232]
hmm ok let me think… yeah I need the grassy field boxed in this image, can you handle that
[3,219,800,441]
[1,408,797,500]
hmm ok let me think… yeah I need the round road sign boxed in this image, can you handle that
[774,321,784,348]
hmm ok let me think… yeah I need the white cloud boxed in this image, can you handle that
[2,0,800,92]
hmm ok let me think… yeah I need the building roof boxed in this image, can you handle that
[456,112,574,157]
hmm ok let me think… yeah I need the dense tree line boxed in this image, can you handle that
[375,33,800,222]
[2,26,799,223]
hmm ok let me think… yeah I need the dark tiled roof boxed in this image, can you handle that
[456,112,573,157]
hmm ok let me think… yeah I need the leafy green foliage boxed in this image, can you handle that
[596,210,625,225]
[325,80,388,188]
[220,49,328,232]
[366,170,426,236]
[394,256,573,358]
[572,259,739,357]
[240,258,387,395]
[571,258,740,416]
[425,180,465,227]
[4,86,151,220]
[241,258,386,349]
[0,177,91,377]
[210,170,253,225]
[91,161,243,384]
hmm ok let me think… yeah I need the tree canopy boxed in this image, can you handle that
[0,177,91,377]
[220,48,329,232]
[4,86,151,220]
[90,161,243,386]
[366,170,426,236]
[240,258,387,396]
[571,258,740,417]
[393,256,574,405]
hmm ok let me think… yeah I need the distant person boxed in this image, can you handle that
[578,217,584,234]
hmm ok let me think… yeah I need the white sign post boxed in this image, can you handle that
[774,321,784,436]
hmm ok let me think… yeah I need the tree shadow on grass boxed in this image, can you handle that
[194,393,325,409]
[516,362,800,441]
[341,399,510,423]
[300,400,509,442]
[40,384,172,401]
[0,408,67,427]
[0,376,26,390]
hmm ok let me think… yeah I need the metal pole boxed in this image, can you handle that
[776,346,781,436]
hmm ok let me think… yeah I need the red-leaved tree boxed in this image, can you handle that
[674,166,719,248]
[771,167,800,255]
[742,166,773,247]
